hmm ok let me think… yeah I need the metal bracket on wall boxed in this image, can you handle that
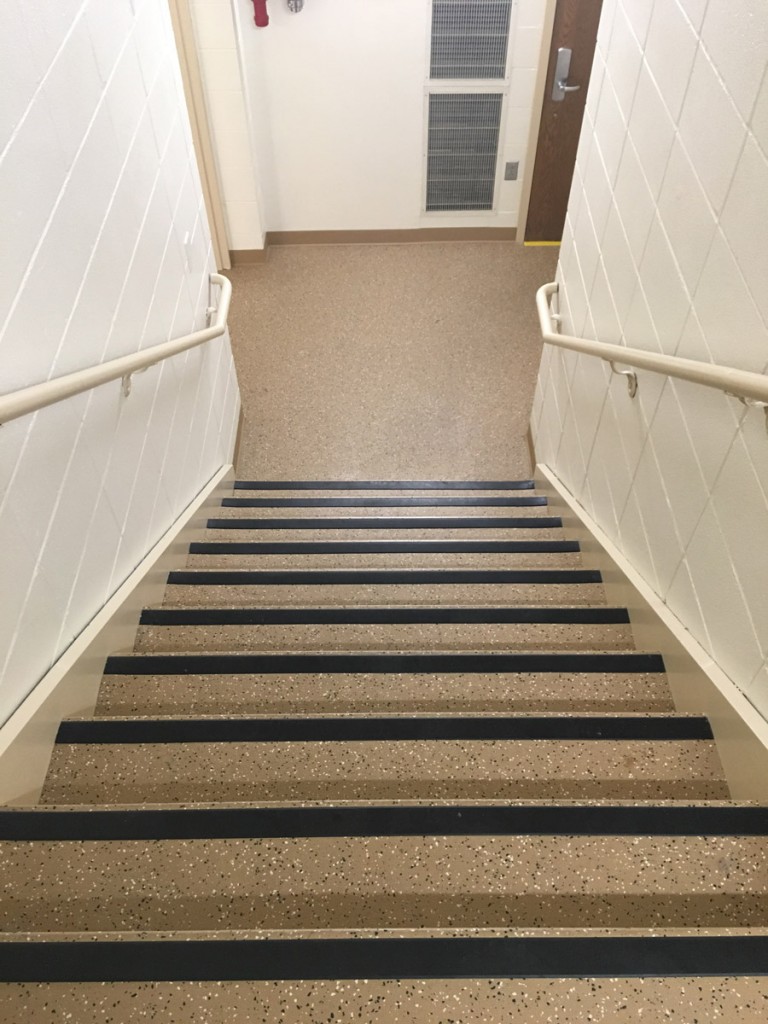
[121,366,152,398]
[726,392,768,435]
[609,361,638,399]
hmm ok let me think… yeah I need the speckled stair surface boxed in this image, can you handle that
[4,481,768,1017]
[41,713,728,804]
[94,667,675,716]
[133,612,635,652]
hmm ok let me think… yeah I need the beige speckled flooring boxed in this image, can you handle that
[226,244,557,479]
[163,580,608,606]
[2,977,767,1023]
[133,621,634,653]
[41,737,728,804]
[94,670,676,716]
[3,835,767,931]
[6,447,768,1011]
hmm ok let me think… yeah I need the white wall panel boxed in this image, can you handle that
[0,0,240,725]
[533,0,768,728]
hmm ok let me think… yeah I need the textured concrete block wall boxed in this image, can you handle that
[532,0,768,717]
[0,0,240,724]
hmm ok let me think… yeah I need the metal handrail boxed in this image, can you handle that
[536,282,768,407]
[0,273,232,426]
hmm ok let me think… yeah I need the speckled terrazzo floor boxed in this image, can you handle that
[2,977,767,1023]
[6,477,767,1013]
[2,835,767,931]
[133,621,635,652]
[41,738,728,804]
[163,581,609,606]
[95,670,674,716]
[225,244,557,480]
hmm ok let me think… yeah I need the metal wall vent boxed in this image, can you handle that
[426,93,503,212]
[431,0,514,80]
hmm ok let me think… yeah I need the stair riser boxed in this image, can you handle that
[41,740,728,804]
[133,622,635,654]
[162,583,608,607]
[2,835,766,932]
[94,671,674,717]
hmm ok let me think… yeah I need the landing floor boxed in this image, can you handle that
[226,243,558,480]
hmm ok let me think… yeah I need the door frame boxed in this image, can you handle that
[516,0,559,245]
[167,0,231,270]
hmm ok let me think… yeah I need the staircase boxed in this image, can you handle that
[2,480,767,1020]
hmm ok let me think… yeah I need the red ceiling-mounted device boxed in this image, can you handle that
[251,0,269,27]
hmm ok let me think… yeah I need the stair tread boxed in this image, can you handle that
[2,974,767,1021]
[213,507,558,519]
[133,622,636,654]
[41,734,728,805]
[232,481,537,489]
[2,834,767,932]
[95,667,674,716]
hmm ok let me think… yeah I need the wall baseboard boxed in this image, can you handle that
[0,465,234,805]
[536,463,768,802]
[230,227,518,263]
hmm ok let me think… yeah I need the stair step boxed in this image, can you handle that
[222,496,549,509]
[95,666,674,717]
[3,974,767,1020]
[104,651,665,676]
[43,722,726,803]
[163,568,607,607]
[56,715,712,744]
[5,802,768,840]
[215,506,556,519]
[134,605,634,652]
[189,537,583,569]
[208,515,563,530]
[233,480,537,490]
[1,935,768,984]
[195,539,579,552]
[1,832,766,932]
[189,552,583,569]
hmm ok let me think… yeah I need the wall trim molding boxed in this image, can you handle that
[0,465,235,805]
[230,227,518,262]
[536,462,768,801]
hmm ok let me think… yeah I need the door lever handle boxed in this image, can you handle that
[552,47,581,101]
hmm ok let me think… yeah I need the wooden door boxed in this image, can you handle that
[525,0,603,243]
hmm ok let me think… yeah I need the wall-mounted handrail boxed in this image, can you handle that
[0,273,232,427]
[536,282,768,406]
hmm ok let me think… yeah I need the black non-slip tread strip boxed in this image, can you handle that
[207,516,564,530]
[191,539,581,554]
[222,496,548,508]
[167,569,603,585]
[4,804,768,841]
[2,936,767,982]
[104,651,667,675]
[55,715,712,744]
[233,481,537,490]
[139,606,631,626]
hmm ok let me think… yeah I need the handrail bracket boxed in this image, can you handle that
[609,361,638,399]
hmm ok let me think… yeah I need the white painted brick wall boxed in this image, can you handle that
[532,0,768,720]
[0,0,240,724]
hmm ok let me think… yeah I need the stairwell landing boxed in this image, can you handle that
[1,479,767,1020]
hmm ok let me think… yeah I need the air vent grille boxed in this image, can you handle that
[431,0,514,80]
[426,93,503,212]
